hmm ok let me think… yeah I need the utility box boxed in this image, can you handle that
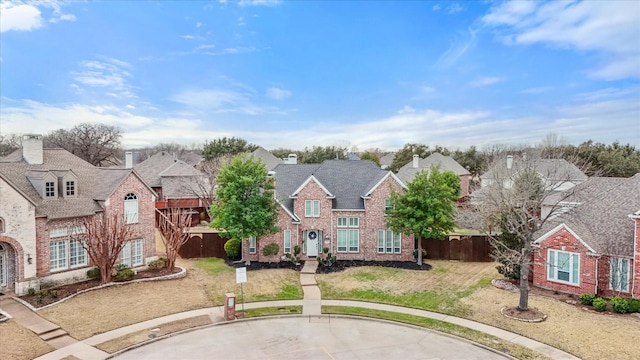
[224,293,236,320]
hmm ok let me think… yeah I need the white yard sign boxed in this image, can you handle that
[236,267,247,284]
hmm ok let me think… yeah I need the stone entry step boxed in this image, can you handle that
[40,328,69,341]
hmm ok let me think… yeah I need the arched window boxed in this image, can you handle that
[124,193,139,224]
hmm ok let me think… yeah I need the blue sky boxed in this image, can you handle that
[1,0,639,151]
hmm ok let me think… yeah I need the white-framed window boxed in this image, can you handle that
[547,249,579,285]
[337,217,359,253]
[384,198,393,214]
[610,258,630,292]
[66,181,76,196]
[305,200,320,217]
[378,230,401,253]
[124,193,139,224]
[45,181,55,198]
[120,239,143,267]
[249,236,256,254]
[49,227,68,238]
[70,225,86,235]
[283,229,291,254]
[69,240,87,267]
[50,241,67,271]
[50,240,87,271]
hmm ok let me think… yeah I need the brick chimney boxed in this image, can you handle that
[22,134,43,165]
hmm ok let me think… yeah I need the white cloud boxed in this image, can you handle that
[0,99,153,134]
[470,76,505,87]
[446,3,464,14]
[0,2,42,32]
[520,87,552,94]
[71,57,136,98]
[482,0,640,80]
[170,86,286,116]
[0,0,75,32]
[432,5,441,11]
[265,87,291,100]
[238,0,282,7]
[434,26,478,69]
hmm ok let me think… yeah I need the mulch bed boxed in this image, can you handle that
[19,267,182,308]
[316,260,432,274]
[224,258,305,271]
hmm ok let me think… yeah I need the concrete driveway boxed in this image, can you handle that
[114,316,511,360]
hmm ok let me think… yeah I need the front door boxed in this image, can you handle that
[306,230,319,257]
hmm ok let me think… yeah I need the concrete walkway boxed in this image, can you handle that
[0,262,581,360]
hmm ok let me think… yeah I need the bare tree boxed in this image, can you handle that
[463,150,592,311]
[75,211,132,284]
[0,133,21,157]
[181,155,231,221]
[158,208,192,271]
[44,123,123,166]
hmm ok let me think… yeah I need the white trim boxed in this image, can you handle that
[331,208,365,212]
[276,199,300,223]
[547,248,580,286]
[533,223,597,254]
[290,175,335,199]
[363,171,406,197]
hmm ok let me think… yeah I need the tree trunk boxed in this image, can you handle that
[100,263,112,284]
[518,249,530,311]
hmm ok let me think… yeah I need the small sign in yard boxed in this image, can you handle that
[236,267,247,284]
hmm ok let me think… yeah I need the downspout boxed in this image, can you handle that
[632,219,637,298]
[594,256,598,295]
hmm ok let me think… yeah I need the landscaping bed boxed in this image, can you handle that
[316,260,432,274]
[224,258,304,271]
[19,267,182,308]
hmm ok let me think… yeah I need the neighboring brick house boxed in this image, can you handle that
[532,173,640,298]
[397,153,470,198]
[242,160,414,263]
[0,135,157,296]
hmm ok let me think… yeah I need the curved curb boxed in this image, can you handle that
[500,306,547,323]
[13,267,187,312]
[0,309,12,323]
[106,314,518,360]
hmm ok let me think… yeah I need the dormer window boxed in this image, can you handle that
[66,181,76,196]
[45,181,55,198]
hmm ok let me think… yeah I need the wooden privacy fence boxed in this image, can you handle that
[420,235,492,262]
[179,233,227,259]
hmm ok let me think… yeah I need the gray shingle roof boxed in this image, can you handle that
[482,157,587,183]
[134,151,182,187]
[397,152,470,184]
[250,147,283,171]
[379,153,395,167]
[273,160,391,213]
[535,173,640,257]
[0,148,140,219]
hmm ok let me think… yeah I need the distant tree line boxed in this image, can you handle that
[1,126,638,177]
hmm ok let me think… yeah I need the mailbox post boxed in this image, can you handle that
[224,293,236,320]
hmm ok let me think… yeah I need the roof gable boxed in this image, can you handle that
[534,223,597,254]
[291,175,334,198]
[364,171,405,197]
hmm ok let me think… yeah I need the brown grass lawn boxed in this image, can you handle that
[317,260,640,360]
[0,320,54,360]
[37,258,302,340]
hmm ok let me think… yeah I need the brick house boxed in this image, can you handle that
[0,135,157,296]
[397,153,471,198]
[242,160,414,263]
[532,174,640,298]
